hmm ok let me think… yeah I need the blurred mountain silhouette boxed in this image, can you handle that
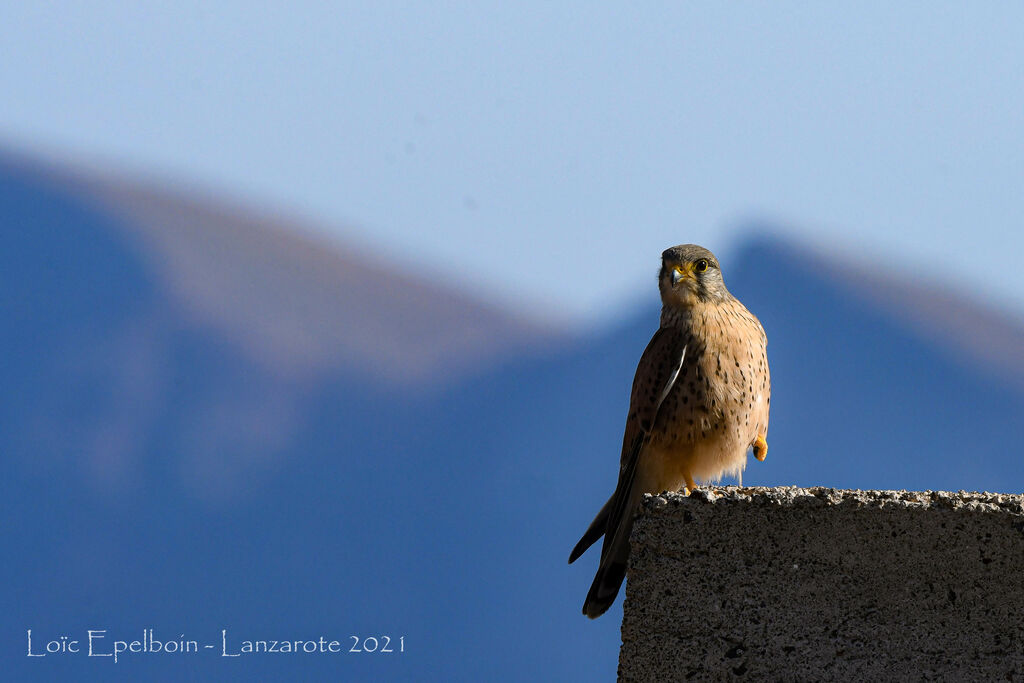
[4,149,1024,681]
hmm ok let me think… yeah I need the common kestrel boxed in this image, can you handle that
[569,244,771,618]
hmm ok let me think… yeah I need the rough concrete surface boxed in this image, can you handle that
[619,487,1024,682]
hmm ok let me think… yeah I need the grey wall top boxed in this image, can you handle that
[619,486,1024,682]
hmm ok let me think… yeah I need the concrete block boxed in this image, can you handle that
[619,487,1024,681]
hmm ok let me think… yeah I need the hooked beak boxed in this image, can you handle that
[671,264,693,286]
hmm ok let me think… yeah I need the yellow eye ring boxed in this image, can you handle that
[695,259,709,273]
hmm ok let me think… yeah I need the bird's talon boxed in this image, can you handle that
[753,434,768,461]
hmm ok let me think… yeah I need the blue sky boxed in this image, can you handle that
[2,2,1023,324]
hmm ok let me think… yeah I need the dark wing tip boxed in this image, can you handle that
[568,538,588,564]
[582,596,611,619]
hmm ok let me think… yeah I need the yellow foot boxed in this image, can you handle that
[753,434,768,461]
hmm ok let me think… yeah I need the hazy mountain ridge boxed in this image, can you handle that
[1,149,565,502]
[762,234,1024,391]
[3,148,564,385]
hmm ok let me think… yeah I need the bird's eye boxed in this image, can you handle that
[695,259,709,273]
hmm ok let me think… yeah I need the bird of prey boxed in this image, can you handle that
[569,244,771,618]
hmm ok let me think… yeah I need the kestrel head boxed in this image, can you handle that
[659,244,730,307]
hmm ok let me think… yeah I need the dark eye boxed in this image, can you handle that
[695,259,709,273]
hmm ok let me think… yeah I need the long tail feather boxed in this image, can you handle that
[581,523,632,618]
